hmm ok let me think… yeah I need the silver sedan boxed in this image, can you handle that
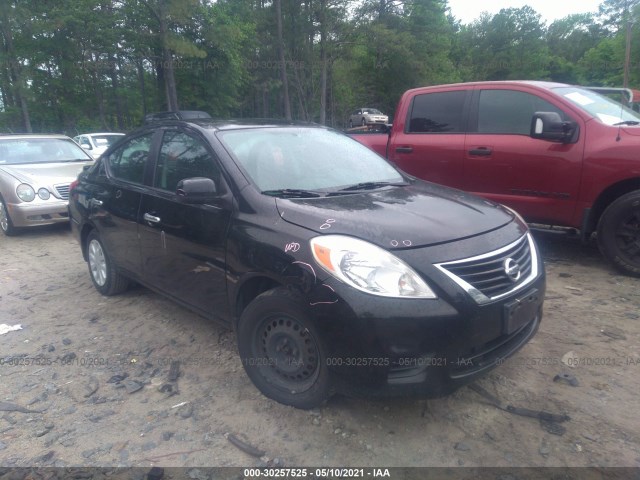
[0,134,94,235]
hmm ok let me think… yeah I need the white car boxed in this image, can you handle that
[73,132,125,159]
[349,108,389,128]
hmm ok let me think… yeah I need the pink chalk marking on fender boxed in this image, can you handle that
[310,284,338,305]
[292,261,317,283]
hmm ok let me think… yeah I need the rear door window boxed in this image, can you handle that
[407,91,467,133]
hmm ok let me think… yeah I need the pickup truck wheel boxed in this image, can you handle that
[597,190,640,276]
[0,197,17,236]
[237,287,331,409]
[86,230,130,295]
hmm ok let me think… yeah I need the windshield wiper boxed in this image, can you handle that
[613,120,640,126]
[332,181,408,193]
[261,188,323,198]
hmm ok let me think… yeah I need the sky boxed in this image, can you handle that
[447,0,603,25]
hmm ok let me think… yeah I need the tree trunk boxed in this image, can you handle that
[275,0,291,119]
[159,9,179,112]
[319,0,327,125]
[0,1,31,132]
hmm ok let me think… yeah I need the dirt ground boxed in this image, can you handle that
[0,223,639,471]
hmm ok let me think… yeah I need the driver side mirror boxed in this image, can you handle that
[530,112,578,144]
[176,177,217,204]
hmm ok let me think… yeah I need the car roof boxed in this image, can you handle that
[0,134,74,141]
[405,80,571,95]
[82,132,125,136]
[136,118,320,133]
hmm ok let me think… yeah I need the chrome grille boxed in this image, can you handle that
[435,233,538,305]
[54,184,70,200]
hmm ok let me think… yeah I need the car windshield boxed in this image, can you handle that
[364,109,382,114]
[555,87,640,126]
[0,138,91,165]
[91,134,123,147]
[218,127,403,193]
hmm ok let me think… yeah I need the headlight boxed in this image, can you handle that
[16,184,35,202]
[38,188,50,200]
[310,235,437,299]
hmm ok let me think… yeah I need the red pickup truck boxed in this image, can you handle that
[351,81,640,276]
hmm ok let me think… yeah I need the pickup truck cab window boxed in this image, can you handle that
[408,90,467,133]
[477,89,567,135]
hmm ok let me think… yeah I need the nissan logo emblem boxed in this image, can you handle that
[503,258,521,282]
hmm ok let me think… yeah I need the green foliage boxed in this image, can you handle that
[0,0,638,133]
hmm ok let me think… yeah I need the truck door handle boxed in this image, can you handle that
[395,147,413,154]
[143,213,161,224]
[468,148,492,156]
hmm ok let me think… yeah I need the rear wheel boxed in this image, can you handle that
[597,190,640,276]
[86,230,130,295]
[0,196,17,236]
[237,288,331,409]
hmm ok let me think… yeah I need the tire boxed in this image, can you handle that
[0,196,18,236]
[597,190,640,277]
[86,230,130,295]
[237,287,331,409]
[361,117,366,126]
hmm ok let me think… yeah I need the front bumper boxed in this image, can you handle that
[313,277,544,397]
[305,232,546,398]
[6,200,70,227]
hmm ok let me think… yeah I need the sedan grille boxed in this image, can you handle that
[54,184,70,200]
[435,233,539,305]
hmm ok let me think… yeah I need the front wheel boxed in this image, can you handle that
[237,288,331,409]
[86,230,130,295]
[0,196,17,236]
[597,190,640,276]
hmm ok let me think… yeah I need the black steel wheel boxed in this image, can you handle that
[86,230,130,295]
[237,287,331,409]
[597,190,640,276]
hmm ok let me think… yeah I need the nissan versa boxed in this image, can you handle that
[68,119,545,409]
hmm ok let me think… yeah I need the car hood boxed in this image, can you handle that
[276,181,514,249]
[0,162,93,186]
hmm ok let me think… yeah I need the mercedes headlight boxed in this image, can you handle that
[16,184,35,202]
[311,235,436,298]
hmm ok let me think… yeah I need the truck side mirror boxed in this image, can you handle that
[530,112,578,144]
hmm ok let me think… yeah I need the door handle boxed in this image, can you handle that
[468,148,492,156]
[143,213,161,224]
[395,146,413,154]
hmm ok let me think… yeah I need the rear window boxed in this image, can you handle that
[407,91,467,133]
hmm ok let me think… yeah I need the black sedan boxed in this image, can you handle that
[69,119,545,409]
